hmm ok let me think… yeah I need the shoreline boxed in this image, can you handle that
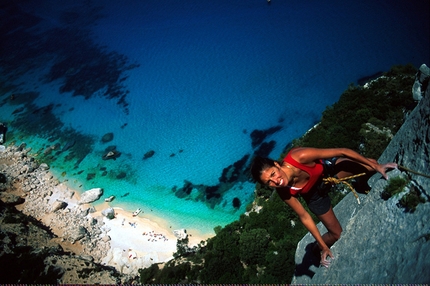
[0,143,213,276]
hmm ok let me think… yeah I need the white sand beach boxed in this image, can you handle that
[56,184,212,274]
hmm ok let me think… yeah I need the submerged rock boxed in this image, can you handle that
[116,172,126,179]
[101,132,114,143]
[143,150,155,159]
[61,140,75,152]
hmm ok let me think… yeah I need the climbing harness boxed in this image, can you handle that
[323,173,366,205]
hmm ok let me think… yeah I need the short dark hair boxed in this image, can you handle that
[250,156,277,184]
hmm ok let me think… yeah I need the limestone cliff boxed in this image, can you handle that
[292,68,430,284]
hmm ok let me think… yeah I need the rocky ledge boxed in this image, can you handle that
[0,143,136,283]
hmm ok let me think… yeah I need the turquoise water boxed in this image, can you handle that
[0,0,429,235]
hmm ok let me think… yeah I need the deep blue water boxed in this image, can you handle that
[0,0,429,235]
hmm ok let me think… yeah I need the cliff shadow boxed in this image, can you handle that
[294,242,320,279]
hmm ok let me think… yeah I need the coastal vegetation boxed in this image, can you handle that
[137,64,419,283]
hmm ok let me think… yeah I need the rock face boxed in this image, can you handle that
[0,146,135,284]
[292,72,430,284]
[412,63,430,101]
[0,201,126,284]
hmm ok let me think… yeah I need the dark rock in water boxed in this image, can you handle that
[101,132,114,143]
[219,154,250,183]
[86,173,96,180]
[44,146,53,155]
[116,172,126,179]
[232,197,241,209]
[253,140,276,158]
[250,126,282,148]
[17,143,26,152]
[12,107,25,114]
[174,181,193,198]
[205,186,220,200]
[61,140,75,152]
[102,149,121,160]
[143,150,155,159]
[104,195,115,202]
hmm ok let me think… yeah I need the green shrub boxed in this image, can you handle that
[381,176,409,200]
[398,186,426,213]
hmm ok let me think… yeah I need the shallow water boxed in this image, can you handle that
[0,0,429,234]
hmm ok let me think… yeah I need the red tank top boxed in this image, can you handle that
[283,151,324,195]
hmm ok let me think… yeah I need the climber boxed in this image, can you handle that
[250,147,397,267]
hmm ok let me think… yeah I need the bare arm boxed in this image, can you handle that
[291,147,397,179]
[283,195,333,264]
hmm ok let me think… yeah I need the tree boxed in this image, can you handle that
[239,228,270,265]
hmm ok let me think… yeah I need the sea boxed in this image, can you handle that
[0,0,429,236]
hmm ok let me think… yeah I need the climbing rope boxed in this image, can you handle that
[321,165,430,205]
[323,173,366,205]
[398,165,430,179]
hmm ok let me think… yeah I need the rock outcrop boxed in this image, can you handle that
[79,188,103,204]
[101,207,115,219]
[412,63,430,101]
[292,69,430,284]
[0,146,135,283]
[0,201,127,284]
[173,228,188,240]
